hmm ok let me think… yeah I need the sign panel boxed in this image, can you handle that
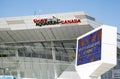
[77,29,102,65]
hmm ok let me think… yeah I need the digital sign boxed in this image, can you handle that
[33,16,81,26]
[77,29,102,65]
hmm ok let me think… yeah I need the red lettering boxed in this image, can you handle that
[61,20,65,24]
[77,19,81,23]
[60,19,81,24]
[72,20,75,23]
[73,19,77,23]
[65,20,68,24]
[33,19,38,23]
[41,19,46,23]
[33,19,47,23]
[34,18,81,25]
[68,20,73,23]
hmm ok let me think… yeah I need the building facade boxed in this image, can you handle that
[0,12,119,79]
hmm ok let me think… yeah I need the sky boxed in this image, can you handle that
[0,0,120,33]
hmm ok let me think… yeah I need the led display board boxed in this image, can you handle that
[77,29,102,65]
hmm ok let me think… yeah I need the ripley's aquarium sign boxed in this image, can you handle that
[77,29,102,65]
[33,16,81,26]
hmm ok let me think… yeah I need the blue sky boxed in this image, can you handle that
[0,0,120,33]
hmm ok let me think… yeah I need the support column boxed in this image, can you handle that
[51,41,57,79]
[15,50,21,79]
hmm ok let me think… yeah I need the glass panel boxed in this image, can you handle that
[0,40,76,79]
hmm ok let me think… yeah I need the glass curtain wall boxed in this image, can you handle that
[0,40,76,79]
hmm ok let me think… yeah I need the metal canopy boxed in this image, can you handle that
[0,24,93,43]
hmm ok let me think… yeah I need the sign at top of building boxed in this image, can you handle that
[33,16,81,26]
